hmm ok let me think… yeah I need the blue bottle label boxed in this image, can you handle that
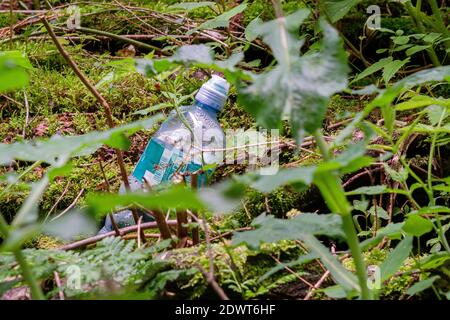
[132,138,208,187]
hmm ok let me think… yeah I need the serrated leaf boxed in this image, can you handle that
[383,163,408,182]
[351,57,393,84]
[320,0,362,23]
[238,14,349,144]
[187,2,247,35]
[406,276,440,296]
[87,186,204,219]
[382,58,409,84]
[302,235,360,292]
[0,115,162,166]
[232,213,345,249]
[247,166,315,193]
[406,45,430,56]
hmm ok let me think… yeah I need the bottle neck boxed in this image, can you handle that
[194,99,221,117]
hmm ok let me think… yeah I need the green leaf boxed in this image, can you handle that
[246,166,315,193]
[351,57,393,83]
[395,95,449,111]
[0,51,33,92]
[171,44,214,65]
[427,105,447,126]
[187,2,247,35]
[406,45,430,56]
[383,163,408,182]
[368,205,389,220]
[359,222,404,250]
[419,252,450,270]
[13,175,50,227]
[0,115,162,166]
[319,0,362,23]
[369,66,450,109]
[302,235,360,292]
[87,186,204,219]
[392,35,410,45]
[43,209,97,241]
[380,236,413,281]
[169,1,216,12]
[238,15,349,144]
[232,213,345,249]
[382,58,409,84]
[402,215,433,237]
[136,45,246,84]
[0,225,41,252]
[245,16,263,42]
[406,276,440,296]
[346,185,391,195]
[200,179,246,214]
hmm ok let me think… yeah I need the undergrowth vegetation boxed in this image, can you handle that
[0,0,449,300]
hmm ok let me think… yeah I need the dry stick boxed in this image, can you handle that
[190,174,200,245]
[59,220,178,250]
[303,270,330,300]
[137,216,143,248]
[141,177,173,241]
[121,233,160,240]
[41,17,146,242]
[199,211,229,299]
[53,271,65,300]
[22,91,29,138]
[50,188,84,222]
[46,180,71,219]
[197,264,229,300]
[270,254,314,289]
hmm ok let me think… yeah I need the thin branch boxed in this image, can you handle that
[50,188,84,222]
[59,220,178,250]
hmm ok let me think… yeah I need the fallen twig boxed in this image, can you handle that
[59,220,178,250]
[196,264,229,300]
[53,271,65,300]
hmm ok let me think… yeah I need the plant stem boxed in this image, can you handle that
[404,2,441,67]
[13,249,45,300]
[427,108,450,254]
[0,215,45,300]
[313,129,331,160]
[428,0,450,51]
[0,160,42,198]
[313,129,372,299]
[9,0,14,49]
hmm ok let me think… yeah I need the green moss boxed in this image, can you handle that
[165,239,315,299]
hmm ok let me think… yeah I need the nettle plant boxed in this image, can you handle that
[1,4,449,300]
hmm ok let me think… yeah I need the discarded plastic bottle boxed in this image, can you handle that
[98,75,230,234]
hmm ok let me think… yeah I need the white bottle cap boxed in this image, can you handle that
[194,75,230,111]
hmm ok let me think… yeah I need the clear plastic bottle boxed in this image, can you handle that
[98,75,230,234]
